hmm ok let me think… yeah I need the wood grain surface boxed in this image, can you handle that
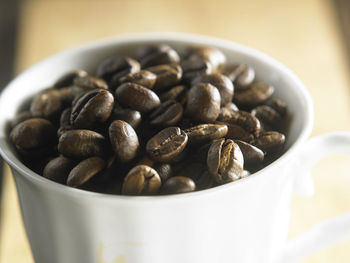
[1,0,350,262]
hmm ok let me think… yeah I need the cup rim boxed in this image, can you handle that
[0,32,314,202]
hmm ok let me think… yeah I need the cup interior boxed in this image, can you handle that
[0,33,313,194]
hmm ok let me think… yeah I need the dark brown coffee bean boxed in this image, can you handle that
[73,75,108,90]
[146,64,182,91]
[43,156,75,184]
[60,108,72,127]
[161,176,196,194]
[146,127,188,163]
[251,105,282,130]
[216,120,254,143]
[253,131,285,154]
[109,120,139,162]
[11,111,32,128]
[224,64,255,88]
[234,82,274,108]
[265,98,287,117]
[159,85,187,103]
[154,163,172,182]
[207,139,244,184]
[58,85,85,105]
[71,89,114,129]
[224,102,239,111]
[57,125,73,138]
[185,124,228,145]
[67,157,105,187]
[122,165,161,195]
[111,108,141,129]
[218,108,261,137]
[180,59,213,82]
[10,118,56,150]
[149,100,183,126]
[58,129,106,158]
[54,70,87,89]
[191,73,234,106]
[137,44,180,68]
[183,46,226,71]
[115,82,160,113]
[118,70,157,89]
[96,56,140,82]
[30,89,62,119]
[196,170,215,190]
[186,83,221,122]
[234,140,264,168]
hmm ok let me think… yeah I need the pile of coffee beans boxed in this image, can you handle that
[9,44,288,195]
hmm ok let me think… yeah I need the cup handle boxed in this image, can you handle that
[275,132,350,263]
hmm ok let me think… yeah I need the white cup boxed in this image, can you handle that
[1,33,350,263]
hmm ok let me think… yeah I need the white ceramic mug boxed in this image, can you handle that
[1,33,350,263]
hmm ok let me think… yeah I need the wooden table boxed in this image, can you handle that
[1,0,350,262]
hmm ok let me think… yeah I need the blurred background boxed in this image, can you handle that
[1,0,350,262]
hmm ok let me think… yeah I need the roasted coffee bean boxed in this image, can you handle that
[111,108,141,129]
[180,59,213,82]
[218,108,261,137]
[251,105,282,130]
[216,121,254,143]
[154,163,172,182]
[265,98,287,117]
[58,108,72,137]
[54,69,87,89]
[11,111,32,128]
[161,176,196,194]
[96,56,140,82]
[122,165,161,195]
[224,64,255,88]
[159,85,187,103]
[30,89,62,119]
[185,124,228,145]
[149,100,183,126]
[234,82,274,108]
[71,89,114,129]
[58,129,106,158]
[146,127,188,163]
[115,82,160,113]
[253,131,285,154]
[196,170,215,190]
[191,73,234,106]
[10,118,56,150]
[57,125,73,138]
[60,108,72,127]
[118,70,157,89]
[109,120,140,162]
[58,85,85,105]
[186,83,221,122]
[183,46,226,71]
[234,140,264,168]
[73,75,108,90]
[224,102,239,111]
[207,139,244,184]
[43,156,75,184]
[146,64,182,91]
[67,157,105,187]
[137,44,180,68]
